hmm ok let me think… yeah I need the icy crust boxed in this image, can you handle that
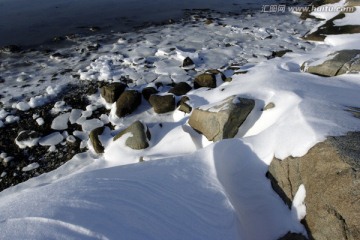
[0,9,360,240]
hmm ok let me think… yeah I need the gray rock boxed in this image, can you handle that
[149,94,176,114]
[113,121,151,150]
[267,132,360,240]
[188,96,255,141]
[89,126,105,154]
[303,50,360,76]
[116,90,142,117]
[100,82,126,103]
[168,82,192,96]
[271,49,293,58]
[194,72,217,89]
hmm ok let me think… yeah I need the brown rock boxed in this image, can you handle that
[168,82,192,96]
[100,82,126,103]
[115,90,142,117]
[149,94,176,114]
[89,126,105,154]
[268,132,360,240]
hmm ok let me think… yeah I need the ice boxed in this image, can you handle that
[39,132,64,146]
[5,115,19,124]
[16,102,30,111]
[36,118,45,126]
[22,163,40,172]
[69,109,83,124]
[51,113,70,130]
[81,119,104,132]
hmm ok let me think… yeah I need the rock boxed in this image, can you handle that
[89,126,105,154]
[278,232,308,240]
[194,73,216,89]
[303,13,360,41]
[188,96,255,141]
[149,94,176,114]
[302,50,360,76]
[116,90,142,118]
[267,132,360,240]
[262,102,275,111]
[142,87,158,101]
[113,121,151,150]
[182,57,195,69]
[271,50,293,58]
[0,45,21,54]
[177,96,192,114]
[100,82,126,103]
[168,82,192,96]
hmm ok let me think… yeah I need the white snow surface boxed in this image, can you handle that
[0,6,360,240]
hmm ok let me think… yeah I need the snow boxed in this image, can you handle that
[15,132,40,149]
[39,132,64,146]
[81,119,104,132]
[22,163,40,172]
[51,113,70,130]
[334,6,360,26]
[16,102,30,111]
[0,3,360,240]
[36,117,45,126]
[310,0,347,20]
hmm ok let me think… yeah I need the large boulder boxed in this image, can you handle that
[168,82,192,96]
[100,82,126,103]
[149,94,176,114]
[188,96,255,141]
[89,126,105,154]
[115,90,142,117]
[267,132,360,240]
[113,121,151,150]
[302,50,360,76]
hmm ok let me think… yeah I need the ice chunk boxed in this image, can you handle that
[22,162,40,172]
[39,132,64,146]
[16,102,31,111]
[82,119,104,132]
[51,113,70,130]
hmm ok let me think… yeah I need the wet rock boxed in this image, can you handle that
[189,96,255,141]
[113,121,151,150]
[89,126,105,154]
[168,82,192,96]
[116,90,142,117]
[271,49,293,58]
[142,87,158,101]
[149,94,176,114]
[177,96,192,114]
[182,57,195,69]
[100,82,127,103]
[0,45,21,54]
[302,50,360,76]
[268,132,360,240]
[303,13,360,41]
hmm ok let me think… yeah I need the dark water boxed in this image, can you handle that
[0,0,280,47]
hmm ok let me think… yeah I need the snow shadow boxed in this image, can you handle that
[212,139,307,239]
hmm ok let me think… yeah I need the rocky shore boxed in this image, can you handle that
[0,1,359,239]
